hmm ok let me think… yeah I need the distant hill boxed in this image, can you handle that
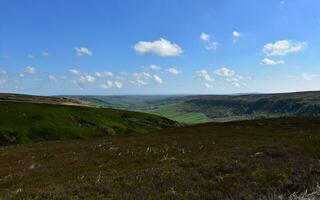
[65,91,320,123]
[0,93,86,106]
[0,94,178,145]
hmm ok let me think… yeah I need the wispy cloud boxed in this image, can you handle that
[204,83,213,88]
[215,67,246,88]
[200,32,210,42]
[232,31,241,43]
[100,80,124,89]
[263,40,307,56]
[95,71,114,77]
[143,65,162,71]
[261,58,285,65]
[152,74,163,84]
[27,54,35,59]
[25,66,36,74]
[200,32,219,51]
[69,69,81,76]
[48,75,57,82]
[132,72,164,86]
[75,47,93,56]
[197,70,214,82]
[165,67,181,75]
[215,67,235,77]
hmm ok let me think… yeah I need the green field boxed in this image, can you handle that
[140,103,210,124]
[0,101,178,145]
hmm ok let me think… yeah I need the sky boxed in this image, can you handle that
[1,0,320,95]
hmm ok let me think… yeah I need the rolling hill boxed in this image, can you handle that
[0,94,178,145]
[65,91,320,124]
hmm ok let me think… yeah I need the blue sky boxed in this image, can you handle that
[1,0,320,95]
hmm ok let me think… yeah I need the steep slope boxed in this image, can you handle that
[0,101,178,145]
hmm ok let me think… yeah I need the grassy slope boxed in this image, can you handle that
[67,91,320,124]
[0,102,178,145]
[1,117,320,199]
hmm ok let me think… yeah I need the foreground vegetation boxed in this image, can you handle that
[1,117,320,199]
[0,102,178,145]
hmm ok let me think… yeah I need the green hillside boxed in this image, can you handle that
[0,101,178,145]
[66,91,320,124]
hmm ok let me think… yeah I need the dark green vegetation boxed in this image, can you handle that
[66,91,320,124]
[1,117,320,199]
[0,101,178,145]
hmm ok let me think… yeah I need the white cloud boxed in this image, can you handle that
[152,74,163,84]
[100,80,124,89]
[226,77,241,88]
[78,75,95,83]
[261,58,285,65]
[114,81,124,89]
[133,79,148,86]
[200,32,219,51]
[215,67,235,77]
[232,31,240,38]
[69,69,81,76]
[19,73,24,78]
[214,67,246,88]
[232,31,241,43]
[263,40,307,56]
[25,66,36,74]
[42,52,50,57]
[143,65,162,71]
[197,70,214,82]
[200,32,210,42]
[205,42,219,51]
[204,83,213,88]
[48,75,57,82]
[133,72,151,80]
[165,67,181,75]
[75,47,93,56]
[100,80,113,89]
[95,71,114,77]
[142,72,152,79]
[132,72,150,86]
[132,72,163,86]
[134,38,183,56]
